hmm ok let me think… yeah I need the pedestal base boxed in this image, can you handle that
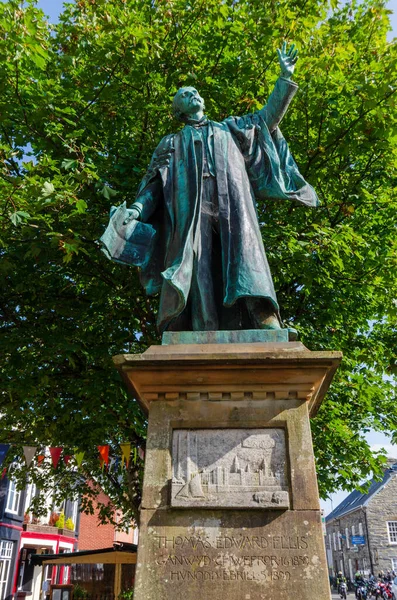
[138,509,329,599]
[114,342,341,600]
[162,328,297,345]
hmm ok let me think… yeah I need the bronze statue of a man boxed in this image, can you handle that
[112,44,318,333]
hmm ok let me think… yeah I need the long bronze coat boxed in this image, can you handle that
[134,77,318,332]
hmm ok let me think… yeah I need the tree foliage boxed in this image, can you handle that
[0,0,396,525]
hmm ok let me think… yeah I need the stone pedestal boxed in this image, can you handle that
[114,340,342,600]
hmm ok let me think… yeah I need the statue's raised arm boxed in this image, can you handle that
[255,43,299,132]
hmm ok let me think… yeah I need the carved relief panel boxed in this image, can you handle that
[171,429,289,509]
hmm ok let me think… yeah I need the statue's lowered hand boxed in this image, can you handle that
[277,42,298,79]
[123,206,140,224]
[100,201,156,267]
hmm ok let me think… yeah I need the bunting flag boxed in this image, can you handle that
[0,444,10,468]
[1,467,7,479]
[23,446,37,468]
[120,443,131,468]
[0,442,141,471]
[98,445,109,467]
[74,451,85,467]
[49,447,63,469]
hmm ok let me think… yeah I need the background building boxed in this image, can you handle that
[0,475,25,599]
[1,476,137,599]
[78,489,137,551]
[325,459,397,579]
[0,475,79,600]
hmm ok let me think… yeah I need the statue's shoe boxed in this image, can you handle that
[259,316,299,341]
[259,315,282,330]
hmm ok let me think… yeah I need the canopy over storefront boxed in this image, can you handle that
[31,542,137,599]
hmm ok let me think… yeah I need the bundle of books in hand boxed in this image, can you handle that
[100,201,156,268]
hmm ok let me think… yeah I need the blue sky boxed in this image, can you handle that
[3,0,394,38]
[321,431,396,515]
[34,0,397,39]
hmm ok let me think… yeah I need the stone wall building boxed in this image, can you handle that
[325,459,397,580]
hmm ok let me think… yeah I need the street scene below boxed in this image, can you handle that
[325,459,397,600]
[329,569,397,599]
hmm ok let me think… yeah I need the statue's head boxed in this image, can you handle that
[172,87,205,122]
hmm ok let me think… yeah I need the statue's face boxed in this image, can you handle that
[173,87,205,119]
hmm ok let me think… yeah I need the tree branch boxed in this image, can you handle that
[77,53,126,121]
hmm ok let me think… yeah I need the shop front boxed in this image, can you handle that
[31,542,137,600]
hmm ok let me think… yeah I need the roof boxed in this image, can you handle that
[326,461,397,522]
[31,542,137,566]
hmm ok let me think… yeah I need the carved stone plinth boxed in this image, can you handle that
[114,341,341,600]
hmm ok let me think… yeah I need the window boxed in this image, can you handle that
[63,565,70,584]
[18,547,38,592]
[53,500,65,514]
[333,532,337,551]
[346,528,350,549]
[338,532,342,550]
[23,483,36,514]
[0,541,14,599]
[43,565,54,593]
[391,558,397,571]
[328,533,332,550]
[71,500,78,530]
[352,525,355,537]
[359,522,364,536]
[0,542,12,559]
[52,586,72,600]
[5,480,20,514]
[388,522,397,544]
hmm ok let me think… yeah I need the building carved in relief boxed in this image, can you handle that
[171,429,289,509]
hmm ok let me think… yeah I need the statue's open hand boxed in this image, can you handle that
[277,42,298,79]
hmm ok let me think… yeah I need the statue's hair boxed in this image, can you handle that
[172,97,186,122]
[172,88,205,122]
